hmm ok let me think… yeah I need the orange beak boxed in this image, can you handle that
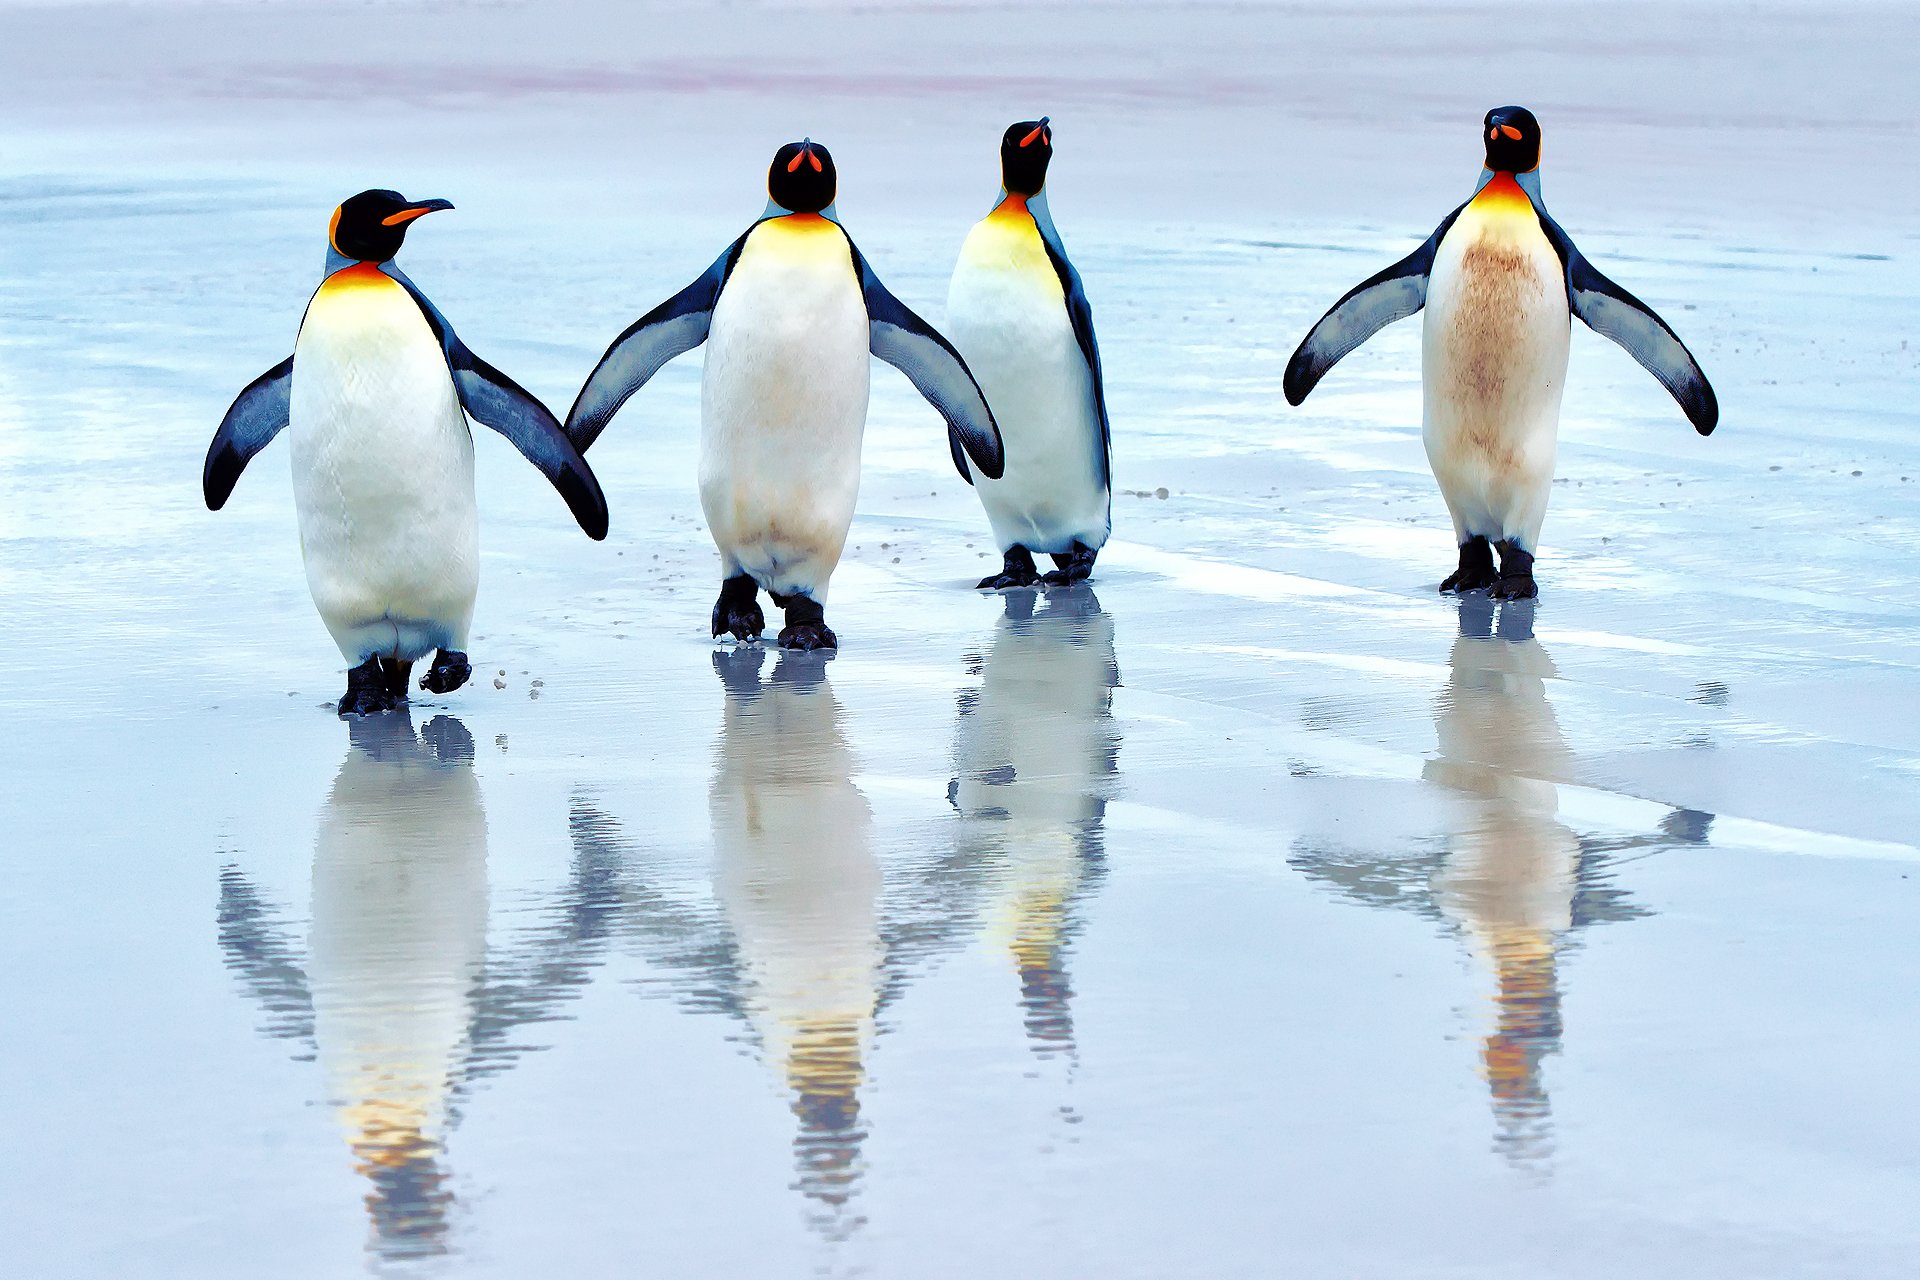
[1019,117,1051,148]
[380,198,453,227]
[1499,124,1524,141]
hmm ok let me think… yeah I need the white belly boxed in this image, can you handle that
[1422,181,1570,551]
[700,216,870,602]
[946,205,1108,555]
[290,265,478,662]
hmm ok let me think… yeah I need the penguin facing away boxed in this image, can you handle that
[204,189,608,716]
[1284,107,1717,599]
[565,139,1005,651]
[946,118,1112,590]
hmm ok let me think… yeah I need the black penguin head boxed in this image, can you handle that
[1482,106,1541,174]
[1000,118,1053,196]
[328,189,454,263]
[768,140,837,214]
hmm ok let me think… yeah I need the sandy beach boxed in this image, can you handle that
[1,2,1916,1276]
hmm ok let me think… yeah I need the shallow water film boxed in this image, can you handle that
[2,1,1919,1277]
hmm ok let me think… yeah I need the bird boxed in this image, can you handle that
[204,188,608,715]
[564,138,1004,650]
[946,118,1112,589]
[1284,107,1717,599]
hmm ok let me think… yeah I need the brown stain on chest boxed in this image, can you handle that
[1438,227,1556,477]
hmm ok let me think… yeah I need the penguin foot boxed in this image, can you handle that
[778,620,838,650]
[377,656,414,699]
[1440,537,1498,593]
[339,658,403,717]
[978,546,1041,590]
[420,649,472,694]
[1042,541,1098,586]
[711,573,766,642]
[772,594,837,651]
[1489,542,1537,600]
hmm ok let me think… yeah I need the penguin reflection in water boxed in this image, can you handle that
[218,714,632,1260]
[567,651,953,1234]
[708,647,881,1222]
[567,140,1006,650]
[949,587,1119,1057]
[1289,599,1710,1167]
[1285,108,1717,598]
[205,190,609,715]
[947,120,1112,589]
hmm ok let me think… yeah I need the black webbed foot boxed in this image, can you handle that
[1440,536,1498,593]
[978,546,1041,590]
[420,649,472,694]
[339,658,402,717]
[771,594,838,651]
[778,621,838,650]
[1041,541,1098,586]
[711,573,766,642]
[377,656,414,699]
[1489,542,1538,600]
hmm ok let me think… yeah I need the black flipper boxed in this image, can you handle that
[382,265,611,540]
[1029,193,1111,490]
[1534,210,1718,436]
[563,231,753,453]
[204,356,293,510]
[847,239,1005,482]
[1283,205,1465,405]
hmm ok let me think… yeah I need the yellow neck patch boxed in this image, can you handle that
[317,262,401,296]
[1470,172,1535,216]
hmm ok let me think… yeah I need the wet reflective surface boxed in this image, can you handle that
[4,3,1920,1270]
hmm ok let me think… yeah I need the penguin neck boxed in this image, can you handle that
[759,200,841,224]
[990,186,1055,233]
[1474,167,1543,205]
[990,190,1034,224]
[324,247,397,280]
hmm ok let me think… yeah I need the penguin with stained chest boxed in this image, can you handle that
[204,189,608,715]
[947,118,1112,589]
[1284,107,1717,598]
[565,139,1005,651]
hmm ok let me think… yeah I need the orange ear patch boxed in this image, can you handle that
[328,205,343,253]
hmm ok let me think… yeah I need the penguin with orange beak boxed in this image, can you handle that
[946,118,1112,590]
[1285,107,1716,598]
[204,189,607,714]
[566,140,1003,650]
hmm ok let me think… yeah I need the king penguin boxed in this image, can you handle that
[946,118,1112,589]
[565,139,1005,651]
[203,189,608,715]
[1284,107,1717,599]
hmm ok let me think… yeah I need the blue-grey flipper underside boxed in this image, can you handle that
[1282,204,1465,405]
[1028,190,1111,492]
[1532,208,1718,436]
[843,235,1005,482]
[204,356,294,509]
[381,263,611,540]
[562,230,754,454]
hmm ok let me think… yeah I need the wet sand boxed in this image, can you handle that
[1,2,1917,1276]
